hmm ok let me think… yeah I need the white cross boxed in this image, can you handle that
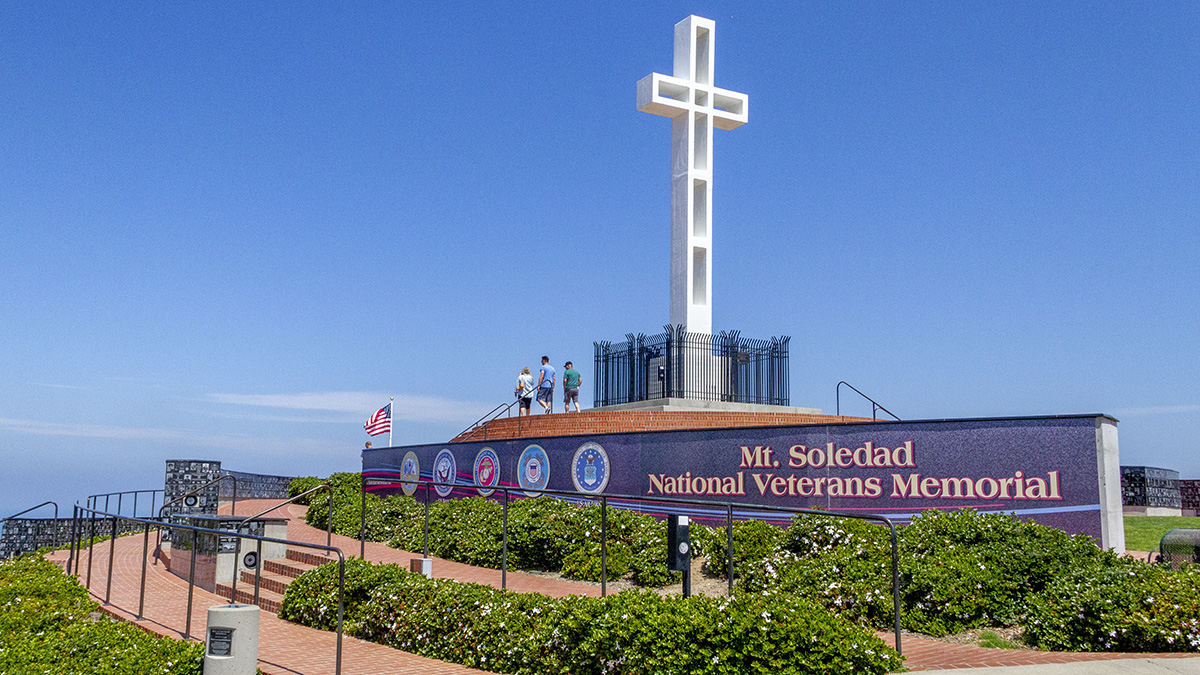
[637,15,748,336]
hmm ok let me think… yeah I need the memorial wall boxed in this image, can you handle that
[364,414,1124,551]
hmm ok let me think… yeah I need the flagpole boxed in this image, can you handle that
[389,397,394,448]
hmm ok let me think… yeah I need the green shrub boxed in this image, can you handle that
[278,557,408,631]
[898,509,1113,636]
[0,555,203,674]
[701,517,783,578]
[739,514,896,628]
[506,496,585,570]
[1024,559,1200,652]
[284,559,904,675]
[288,475,323,503]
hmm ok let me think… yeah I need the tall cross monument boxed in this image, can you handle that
[637,15,748,336]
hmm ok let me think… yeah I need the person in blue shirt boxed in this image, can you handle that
[536,355,556,413]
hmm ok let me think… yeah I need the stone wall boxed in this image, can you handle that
[1,517,142,559]
[218,469,294,500]
[1181,479,1200,513]
[1121,466,1181,508]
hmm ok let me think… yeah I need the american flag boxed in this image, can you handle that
[364,403,392,436]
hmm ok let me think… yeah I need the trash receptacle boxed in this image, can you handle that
[205,604,259,675]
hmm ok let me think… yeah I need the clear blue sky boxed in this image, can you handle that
[2,2,1198,516]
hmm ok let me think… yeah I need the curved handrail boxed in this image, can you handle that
[154,474,237,564]
[836,381,900,421]
[1,501,59,556]
[76,505,346,675]
[3,500,58,522]
[237,483,334,553]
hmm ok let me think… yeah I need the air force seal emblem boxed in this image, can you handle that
[433,448,456,497]
[571,442,610,494]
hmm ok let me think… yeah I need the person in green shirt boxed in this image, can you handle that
[562,361,583,412]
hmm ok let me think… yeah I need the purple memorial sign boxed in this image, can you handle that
[363,414,1124,550]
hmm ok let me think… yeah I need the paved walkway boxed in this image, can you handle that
[51,500,1200,674]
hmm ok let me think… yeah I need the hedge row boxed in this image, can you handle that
[0,555,203,674]
[293,473,681,586]
[278,558,904,675]
[292,475,1200,651]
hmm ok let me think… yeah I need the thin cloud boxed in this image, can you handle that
[203,391,487,424]
[1110,404,1200,416]
[0,416,343,456]
[31,382,90,390]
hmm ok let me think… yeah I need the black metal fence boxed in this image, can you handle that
[594,326,790,407]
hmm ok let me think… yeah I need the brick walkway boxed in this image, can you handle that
[50,501,1200,673]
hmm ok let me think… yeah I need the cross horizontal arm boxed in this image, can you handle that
[636,72,748,129]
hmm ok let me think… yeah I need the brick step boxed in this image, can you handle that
[286,547,339,568]
[265,554,318,580]
[238,568,296,597]
[214,581,285,614]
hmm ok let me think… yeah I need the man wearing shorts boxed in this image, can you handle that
[536,355,556,413]
[562,361,582,412]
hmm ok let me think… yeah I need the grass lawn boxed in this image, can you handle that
[1124,515,1200,552]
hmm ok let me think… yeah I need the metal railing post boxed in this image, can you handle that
[231,527,242,603]
[67,505,78,575]
[726,503,734,593]
[138,522,150,619]
[359,474,366,559]
[117,493,123,517]
[889,522,902,656]
[86,509,97,589]
[600,496,608,597]
[185,524,198,640]
[133,492,138,519]
[104,516,117,604]
[336,556,345,675]
[253,539,263,606]
[423,483,430,559]
[501,489,508,590]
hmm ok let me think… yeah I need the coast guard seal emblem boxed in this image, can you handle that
[399,451,420,497]
[473,447,500,496]
[571,442,609,494]
[517,444,550,497]
[433,448,456,497]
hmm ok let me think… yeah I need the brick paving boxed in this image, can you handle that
[49,499,1200,673]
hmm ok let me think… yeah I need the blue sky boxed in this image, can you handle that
[2,2,1198,517]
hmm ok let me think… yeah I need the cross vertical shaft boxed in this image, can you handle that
[637,15,748,335]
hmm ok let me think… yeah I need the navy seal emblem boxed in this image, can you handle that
[433,448,456,497]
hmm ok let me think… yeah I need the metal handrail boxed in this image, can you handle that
[456,378,559,441]
[836,381,900,421]
[72,505,345,675]
[1,501,60,559]
[237,483,334,552]
[153,474,238,565]
[85,489,163,519]
[359,474,903,656]
[226,483,333,607]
